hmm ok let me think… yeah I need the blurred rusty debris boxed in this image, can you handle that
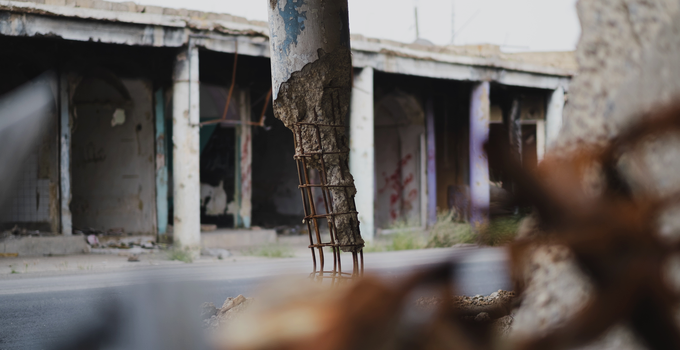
[215,101,680,350]
[505,102,680,350]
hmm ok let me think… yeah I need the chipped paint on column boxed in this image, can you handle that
[425,97,437,227]
[239,89,252,228]
[155,88,168,235]
[469,82,490,227]
[545,86,564,151]
[59,73,72,235]
[268,0,352,99]
[349,67,375,241]
[172,43,201,252]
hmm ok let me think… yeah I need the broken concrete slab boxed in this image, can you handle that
[0,235,89,257]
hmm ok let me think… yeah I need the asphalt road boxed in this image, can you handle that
[0,247,510,350]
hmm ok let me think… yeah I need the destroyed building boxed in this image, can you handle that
[0,0,574,250]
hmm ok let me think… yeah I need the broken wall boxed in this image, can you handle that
[199,83,241,227]
[434,87,471,216]
[0,52,60,233]
[70,77,157,234]
[374,91,426,229]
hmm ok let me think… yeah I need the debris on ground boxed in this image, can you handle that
[203,294,253,330]
[201,224,217,232]
[416,290,517,335]
[201,248,231,259]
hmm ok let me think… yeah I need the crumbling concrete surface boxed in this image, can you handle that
[511,1,680,348]
[273,47,363,252]
[203,294,253,330]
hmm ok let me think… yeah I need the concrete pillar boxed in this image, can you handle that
[545,86,565,150]
[59,73,72,235]
[349,67,374,241]
[236,89,252,228]
[469,82,490,227]
[154,89,168,235]
[172,43,201,253]
[425,97,437,227]
[536,120,546,162]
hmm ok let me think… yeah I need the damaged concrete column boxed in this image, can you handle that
[267,0,364,252]
[59,73,72,235]
[469,82,490,227]
[172,43,201,253]
[545,86,565,151]
[349,67,374,241]
[235,89,252,228]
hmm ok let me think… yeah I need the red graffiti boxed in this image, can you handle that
[377,154,419,221]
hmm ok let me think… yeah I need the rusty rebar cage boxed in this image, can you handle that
[292,121,364,282]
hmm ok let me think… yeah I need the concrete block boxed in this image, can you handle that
[201,229,277,249]
[1,235,89,257]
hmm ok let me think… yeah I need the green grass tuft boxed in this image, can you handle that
[168,248,194,263]
[477,216,522,246]
[427,211,476,248]
[246,245,294,258]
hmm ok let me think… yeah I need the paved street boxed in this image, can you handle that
[0,247,510,349]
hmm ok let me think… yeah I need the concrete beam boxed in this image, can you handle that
[154,89,168,235]
[545,86,565,150]
[59,73,72,235]
[349,67,375,241]
[0,10,571,92]
[351,51,572,91]
[469,82,490,227]
[0,12,186,47]
[172,43,201,253]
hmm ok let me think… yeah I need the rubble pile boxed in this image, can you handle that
[1,225,48,237]
[416,290,516,336]
[202,295,253,330]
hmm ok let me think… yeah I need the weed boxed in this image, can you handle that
[23,261,29,273]
[168,248,194,263]
[77,264,93,270]
[389,231,426,251]
[246,245,294,258]
[477,216,521,246]
[426,211,521,248]
[54,261,69,271]
[9,265,18,274]
[427,211,476,248]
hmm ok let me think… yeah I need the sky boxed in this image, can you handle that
[108,0,581,52]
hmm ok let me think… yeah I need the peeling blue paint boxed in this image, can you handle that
[278,0,307,56]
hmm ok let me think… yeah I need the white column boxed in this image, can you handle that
[535,120,546,162]
[59,73,72,235]
[238,89,252,228]
[469,82,490,227]
[172,43,201,253]
[349,67,374,241]
[545,86,565,151]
